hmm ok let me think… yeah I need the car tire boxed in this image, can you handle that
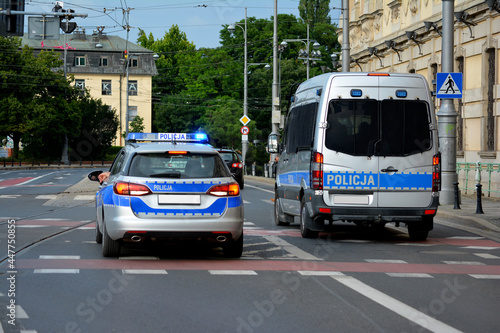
[274,191,289,226]
[95,208,103,244]
[300,197,319,239]
[102,220,121,257]
[224,233,243,258]
[239,180,244,189]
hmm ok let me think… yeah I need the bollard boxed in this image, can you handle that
[453,182,461,209]
[475,184,484,214]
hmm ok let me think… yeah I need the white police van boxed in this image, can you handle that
[268,72,441,240]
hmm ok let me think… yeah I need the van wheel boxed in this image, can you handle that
[300,197,319,239]
[102,221,121,257]
[274,191,289,226]
[408,216,433,241]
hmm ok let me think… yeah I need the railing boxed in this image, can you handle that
[456,162,500,197]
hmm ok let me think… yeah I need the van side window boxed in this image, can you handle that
[325,99,431,157]
[286,103,318,153]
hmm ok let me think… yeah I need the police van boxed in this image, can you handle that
[268,72,440,240]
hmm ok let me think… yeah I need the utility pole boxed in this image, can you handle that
[437,0,458,205]
[124,7,133,139]
[341,0,350,72]
[270,0,280,175]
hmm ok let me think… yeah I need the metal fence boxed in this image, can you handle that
[457,162,500,197]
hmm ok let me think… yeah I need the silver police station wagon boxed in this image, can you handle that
[88,133,244,257]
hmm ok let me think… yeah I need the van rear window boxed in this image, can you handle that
[325,99,432,156]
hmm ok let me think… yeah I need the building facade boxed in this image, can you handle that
[338,0,500,197]
[22,30,157,146]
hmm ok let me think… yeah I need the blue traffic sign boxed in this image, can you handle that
[436,72,463,99]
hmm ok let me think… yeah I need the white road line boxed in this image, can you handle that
[442,261,485,265]
[365,259,407,264]
[461,246,498,250]
[119,256,159,260]
[122,269,167,274]
[209,270,257,275]
[36,192,54,200]
[244,222,256,226]
[34,269,79,274]
[386,273,433,278]
[262,235,323,261]
[338,240,372,243]
[15,305,29,319]
[0,195,21,199]
[331,275,463,333]
[260,199,273,205]
[39,255,80,259]
[474,253,500,259]
[244,184,274,194]
[16,172,57,186]
[469,274,500,279]
[447,236,484,240]
[74,195,95,201]
[396,243,436,247]
[298,271,345,276]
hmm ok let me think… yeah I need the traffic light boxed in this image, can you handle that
[123,50,128,59]
[0,0,25,36]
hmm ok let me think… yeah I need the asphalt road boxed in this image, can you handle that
[0,169,499,333]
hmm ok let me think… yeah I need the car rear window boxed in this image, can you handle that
[325,99,432,157]
[128,153,230,179]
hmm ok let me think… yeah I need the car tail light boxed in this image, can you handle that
[311,152,323,190]
[231,162,243,169]
[207,183,240,196]
[114,182,152,196]
[432,153,441,192]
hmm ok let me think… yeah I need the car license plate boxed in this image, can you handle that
[158,195,201,205]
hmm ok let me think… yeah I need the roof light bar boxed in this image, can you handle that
[127,133,209,143]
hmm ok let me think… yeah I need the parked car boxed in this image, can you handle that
[217,148,244,189]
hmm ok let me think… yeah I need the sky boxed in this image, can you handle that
[26,0,343,49]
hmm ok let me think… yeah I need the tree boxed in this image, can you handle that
[299,0,332,25]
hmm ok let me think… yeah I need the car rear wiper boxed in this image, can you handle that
[150,172,181,178]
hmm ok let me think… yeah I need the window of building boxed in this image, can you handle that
[129,57,138,68]
[128,106,138,121]
[486,48,496,152]
[75,56,86,66]
[102,80,112,95]
[128,80,138,96]
[99,57,108,67]
[75,79,85,90]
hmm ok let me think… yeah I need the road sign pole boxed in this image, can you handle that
[437,0,458,205]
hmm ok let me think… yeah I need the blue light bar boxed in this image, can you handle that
[350,89,363,97]
[395,90,408,98]
[127,133,209,143]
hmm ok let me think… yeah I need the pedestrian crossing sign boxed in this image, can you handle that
[436,72,463,99]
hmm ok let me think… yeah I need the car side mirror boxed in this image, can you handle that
[88,170,103,182]
[267,133,280,154]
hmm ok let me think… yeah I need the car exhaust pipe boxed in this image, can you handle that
[216,235,227,243]
[131,235,144,242]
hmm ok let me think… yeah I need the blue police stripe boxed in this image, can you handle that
[379,172,432,190]
[130,197,227,216]
[324,171,432,190]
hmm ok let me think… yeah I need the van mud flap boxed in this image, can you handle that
[305,201,325,231]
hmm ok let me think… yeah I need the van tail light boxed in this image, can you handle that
[311,152,324,190]
[232,162,243,169]
[432,153,441,192]
[207,183,240,196]
[114,182,152,196]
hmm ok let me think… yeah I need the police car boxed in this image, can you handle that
[88,133,244,257]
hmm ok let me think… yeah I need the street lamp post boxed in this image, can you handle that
[281,24,321,80]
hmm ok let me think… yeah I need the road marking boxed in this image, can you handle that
[396,243,436,247]
[461,246,498,250]
[39,255,80,259]
[298,271,344,276]
[260,199,273,205]
[35,195,58,200]
[245,184,274,194]
[442,261,485,265]
[447,236,484,240]
[474,253,500,259]
[0,195,21,199]
[386,273,433,278]
[365,259,407,264]
[209,270,257,275]
[119,256,159,260]
[34,268,79,274]
[331,275,463,333]
[122,269,167,274]
[469,274,500,279]
[15,305,29,319]
[338,240,371,243]
[74,195,95,200]
[262,235,323,261]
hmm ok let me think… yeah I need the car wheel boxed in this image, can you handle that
[224,233,243,258]
[102,220,121,257]
[408,217,432,241]
[300,197,319,239]
[95,208,103,244]
[239,180,244,189]
[274,191,289,226]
